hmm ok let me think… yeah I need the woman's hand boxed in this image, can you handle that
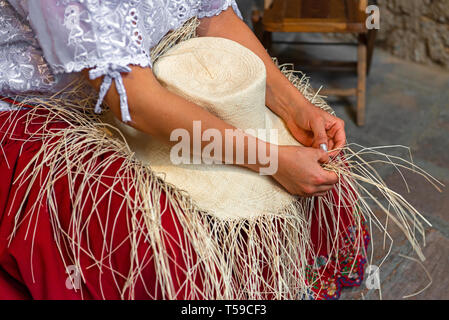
[285,101,346,157]
[273,145,338,197]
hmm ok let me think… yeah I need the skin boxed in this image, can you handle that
[85,8,346,197]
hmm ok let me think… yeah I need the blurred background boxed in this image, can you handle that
[235,0,449,300]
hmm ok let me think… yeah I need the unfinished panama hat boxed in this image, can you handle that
[15,30,435,299]
[102,37,303,220]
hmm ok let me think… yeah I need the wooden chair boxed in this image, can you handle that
[253,0,377,126]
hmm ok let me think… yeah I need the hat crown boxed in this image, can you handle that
[153,37,270,135]
[102,37,298,220]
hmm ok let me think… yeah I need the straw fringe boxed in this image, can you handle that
[151,18,201,64]
[2,18,442,299]
[5,96,319,299]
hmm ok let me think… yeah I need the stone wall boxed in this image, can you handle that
[235,0,449,69]
[376,0,449,69]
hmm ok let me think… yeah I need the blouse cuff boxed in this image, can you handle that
[89,64,133,123]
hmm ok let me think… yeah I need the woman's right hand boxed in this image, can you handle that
[272,145,338,197]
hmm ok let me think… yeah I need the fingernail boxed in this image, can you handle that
[320,144,328,153]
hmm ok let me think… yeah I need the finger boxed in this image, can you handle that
[303,184,334,197]
[300,189,330,198]
[329,151,340,158]
[310,119,329,149]
[326,124,345,157]
[316,149,330,164]
[319,169,339,185]
[325,127,338,156]
[328,140,335,152]
[329,138,345,158]
[326,122,338,139]
[314,184,335,192]
[313,192,329,197]
[288,124,314,147]
[332,121,346,150]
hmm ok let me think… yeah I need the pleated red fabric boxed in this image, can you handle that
[0,108,368,300]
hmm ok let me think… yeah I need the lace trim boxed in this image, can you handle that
[51,55,152,75]
[197,0,243,19]
[30,1,241,123]
[52,56,151,123]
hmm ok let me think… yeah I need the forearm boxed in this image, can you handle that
[197,8,313,124]
[86,67,272,173]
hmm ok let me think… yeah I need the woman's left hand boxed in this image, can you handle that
[285,101,346,157]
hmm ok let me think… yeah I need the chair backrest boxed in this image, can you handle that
[359,0,368,10]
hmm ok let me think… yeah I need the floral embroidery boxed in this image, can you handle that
[33,0,242,74]
[0,0,60,94]
[305,211,371,300]
[1,0,242,120]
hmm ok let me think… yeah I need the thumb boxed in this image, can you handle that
[320,167,339,185]
[310,119,328,149]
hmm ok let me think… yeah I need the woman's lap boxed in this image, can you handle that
[0,109,367,300]
[0,110,202,299]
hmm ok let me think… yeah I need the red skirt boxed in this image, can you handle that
[0,108,369,300]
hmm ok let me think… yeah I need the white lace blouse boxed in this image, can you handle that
[0,0,242,121]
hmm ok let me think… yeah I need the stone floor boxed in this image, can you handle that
[266,32,449,300]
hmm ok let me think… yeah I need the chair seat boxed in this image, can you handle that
[263,0,367,33]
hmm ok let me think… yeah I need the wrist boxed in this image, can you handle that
[267,84,294,122]
[239,140,280,176]
[267,80,312,125]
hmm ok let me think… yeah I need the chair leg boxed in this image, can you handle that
[357,34,367,126]
[251,10,264,41]
[262,31,273,52]
[251,10,273,51]
[366,29,377,75]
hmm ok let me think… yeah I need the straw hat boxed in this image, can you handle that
[14,31,434,298]
[103,37,302,220]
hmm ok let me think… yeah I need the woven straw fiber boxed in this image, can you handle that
[103,37,300,219]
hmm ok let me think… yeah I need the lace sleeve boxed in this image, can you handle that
[199,0,242,19]
[6,0,243,122]
[8,0,156,123]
